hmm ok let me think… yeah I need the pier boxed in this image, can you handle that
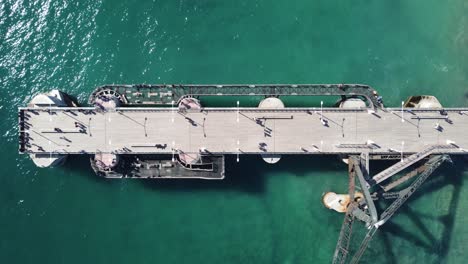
[19,107,468,155]
[17,84,468,263]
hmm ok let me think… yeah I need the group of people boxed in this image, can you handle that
[74,122,87,134]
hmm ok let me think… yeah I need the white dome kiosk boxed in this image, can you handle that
[26,90,77,167]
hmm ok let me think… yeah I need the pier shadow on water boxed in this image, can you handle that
[370,156,467,263]
[59,155,111,184]
[59,154,345,193]
[140,155,344,193]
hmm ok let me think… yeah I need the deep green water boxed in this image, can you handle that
[1,0,468,263]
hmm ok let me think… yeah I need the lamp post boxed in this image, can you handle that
[237,101,240,162]
[171,141,175,162]
[401,141,405,162]
[401,101,405,123]
[49,140,51,163]
[49,103,52,122]
[237,140,240,162]
[320,101,323,121]
[236,101,239,123]
[171,100,175,123]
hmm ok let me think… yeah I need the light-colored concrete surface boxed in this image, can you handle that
[20,107,468,155]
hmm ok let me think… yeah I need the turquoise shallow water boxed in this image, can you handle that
[1,0,468,263]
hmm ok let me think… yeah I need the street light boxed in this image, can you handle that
[171,141,175,162]
[401,101,405,123]
[320,101,323,121]
[49,103,52,122]
[49,140,51,163]
[236,101,239,123]
[237,102,240,161]
[171,100,175,123]
[237,140,240,162]
[401,141,405,162]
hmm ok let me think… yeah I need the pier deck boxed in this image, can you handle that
[19,107,468,155]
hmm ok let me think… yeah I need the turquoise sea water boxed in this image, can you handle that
[1,0,468,263]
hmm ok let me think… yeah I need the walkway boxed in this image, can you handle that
[19,107,468,155]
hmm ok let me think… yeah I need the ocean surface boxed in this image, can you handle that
[1,0,468,263]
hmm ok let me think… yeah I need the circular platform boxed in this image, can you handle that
[260,154,282,164]
[339,98,366,109]
[415,96,442,109]
[30,153,67,168]
[95,153,119,170]
[322,192,364,213]
[178,97,201,111]
[95,95,121,111]
[258,97,285,108]
[29,90,69,107]
[178,152,201,164]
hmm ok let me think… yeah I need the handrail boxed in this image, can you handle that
[371,145,454,184]
[88,83,384,110]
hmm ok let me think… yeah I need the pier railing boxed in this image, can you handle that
[371,144,455,185]
[88,84,384,109]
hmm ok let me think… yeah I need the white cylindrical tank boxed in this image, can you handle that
[339,98,366,109]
